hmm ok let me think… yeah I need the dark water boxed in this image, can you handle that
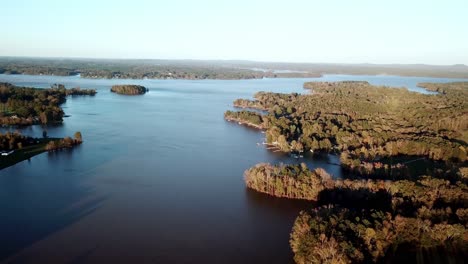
[0,74,466,264]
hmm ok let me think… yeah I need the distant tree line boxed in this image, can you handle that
[2,57,468,79]
[0,58,324,80]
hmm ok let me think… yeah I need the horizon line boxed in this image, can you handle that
[0,55,466,67]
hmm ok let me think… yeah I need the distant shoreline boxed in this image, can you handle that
[1,57,467,79]
[3,72,468,81]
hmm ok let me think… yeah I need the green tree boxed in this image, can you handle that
[74,131,82,143]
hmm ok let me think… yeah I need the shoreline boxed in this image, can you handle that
[224,117,263,130]
[4,72,468,81]
[0,138,58,170]
[0,137,82,170]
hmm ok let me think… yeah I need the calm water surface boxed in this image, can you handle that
[0,74,466,263]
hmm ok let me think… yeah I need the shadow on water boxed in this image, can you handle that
[0,151,107,262]
[317,188,392,211]
[66,246,100,264]
[244,188,312,264]
[0,188,106,262]
[245,187,313,214]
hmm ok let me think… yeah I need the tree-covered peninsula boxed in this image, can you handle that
[244,163,331,200]
[110,85,148,95]
[228,81,468,263]
[0,131,83,170]
[244,162,468,263]
[0,83,96,125]
[244,163,467,203]
[226,82,467,174]
[224,110,263,129]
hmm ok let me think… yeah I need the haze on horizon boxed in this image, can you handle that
[1,0,467,65]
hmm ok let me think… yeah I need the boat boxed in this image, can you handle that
[1,150,14,156]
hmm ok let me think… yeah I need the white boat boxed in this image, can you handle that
[1,150,14,156]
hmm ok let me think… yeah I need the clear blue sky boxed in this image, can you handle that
[1,0,467,65]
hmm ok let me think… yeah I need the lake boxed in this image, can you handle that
[0,74,466,263]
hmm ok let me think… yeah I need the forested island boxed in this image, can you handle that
[0,131,83,170]
[0,83,96,126]
[1,57,467,79]
[110,85,148,95]
[226,81,468,263]
[65,87,97,96]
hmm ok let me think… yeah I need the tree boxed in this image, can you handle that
[62,137,74,147]
[45,141,57,151]
[319,138,332,151]
[39,112,48,124]
[277,135,289,152]
[292,140,304,153]
[74,131,82,143]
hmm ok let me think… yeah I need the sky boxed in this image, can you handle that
[1,0,467,65]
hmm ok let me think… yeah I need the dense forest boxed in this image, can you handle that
[291,206,467,264]
[0,83,95,125]
[245,163,467,202]
[226,82,467,175]
[110,85,148,95]
[244,162,468,263]
[227,81,468,263]
[1,58,467,79]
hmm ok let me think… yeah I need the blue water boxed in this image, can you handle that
[0,74,465,263]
